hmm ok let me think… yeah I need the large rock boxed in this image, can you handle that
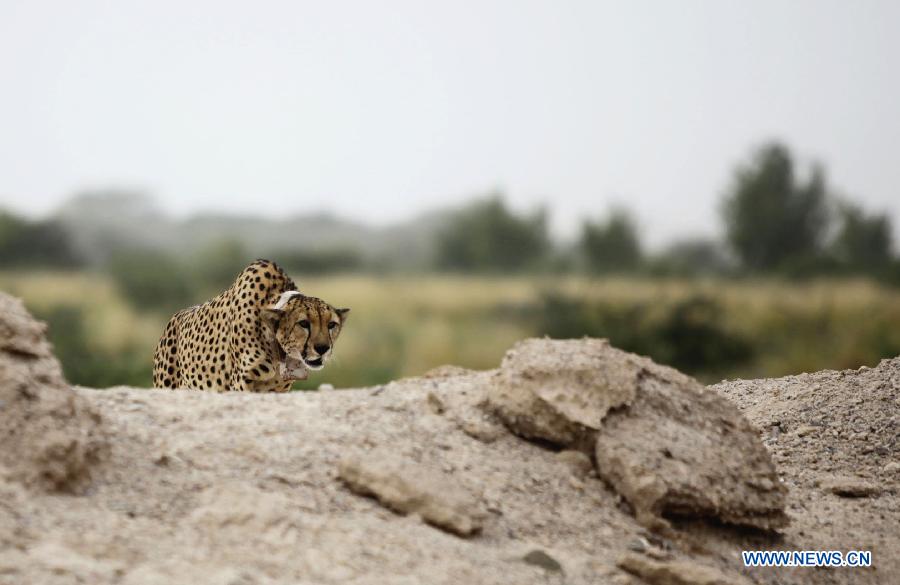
[0,293,107,492]
[487,337,640,450]
[487,338,787,530]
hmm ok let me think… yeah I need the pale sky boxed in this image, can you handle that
[1,0,898,246]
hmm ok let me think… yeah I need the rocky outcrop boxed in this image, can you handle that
[0,293,106,492]
[488,338,788,529]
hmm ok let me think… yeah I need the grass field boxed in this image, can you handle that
[2,271,899,389]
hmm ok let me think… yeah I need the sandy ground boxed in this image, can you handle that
[1,293,898,585]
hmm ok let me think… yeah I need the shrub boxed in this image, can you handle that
[106,249,196,313]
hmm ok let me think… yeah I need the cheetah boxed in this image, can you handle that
[152,259,349,392]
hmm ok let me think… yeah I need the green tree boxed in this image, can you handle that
[435,195,549,272]
[831,203,893,272]
[34,305,150,387]
[581,208,642,273]
[107,249,196,313]
[649,238,731,277]
[0,211,83,268]
[721,143,830,272]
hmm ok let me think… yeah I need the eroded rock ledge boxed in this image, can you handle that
[0,293,107,493]
[486,338,787,530]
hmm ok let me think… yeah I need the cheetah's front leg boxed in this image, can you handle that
[232,354,277,392]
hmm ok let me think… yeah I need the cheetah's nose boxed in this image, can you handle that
[314,343,330,355]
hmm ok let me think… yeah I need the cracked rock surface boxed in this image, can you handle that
[339,449,486,536]
[489,338,788,530]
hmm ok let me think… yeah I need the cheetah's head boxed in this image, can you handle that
[261,291,350,374]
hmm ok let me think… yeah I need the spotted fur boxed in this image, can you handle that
[152,259,349,392]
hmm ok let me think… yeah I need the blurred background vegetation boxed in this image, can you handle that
[2,141,899,388]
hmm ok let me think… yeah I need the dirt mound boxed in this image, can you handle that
[489,338,787,530]
[0,297,896,585]
[0,292,106,492]
[714,359,899,484]
[713,361,899,583]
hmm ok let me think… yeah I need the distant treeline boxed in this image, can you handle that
[0,213,82,268]
[1,141,898,307]
[433,142,896,281]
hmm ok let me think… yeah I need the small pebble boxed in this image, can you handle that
[523,549,563,573]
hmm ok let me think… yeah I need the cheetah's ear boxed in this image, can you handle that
[337,307,350,322]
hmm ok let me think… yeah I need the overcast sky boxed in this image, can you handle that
[1,1,898,245]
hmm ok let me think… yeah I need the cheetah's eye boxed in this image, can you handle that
[298,319,310,329]
[328,321,338,330]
